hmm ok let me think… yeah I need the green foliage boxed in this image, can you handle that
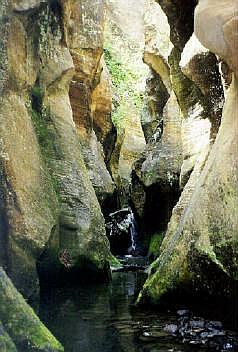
[104,48,131,89]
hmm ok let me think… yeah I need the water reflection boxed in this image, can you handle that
[39,272,201,352]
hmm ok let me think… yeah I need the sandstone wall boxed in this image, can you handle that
[138,0,238,305]
[0,0,112,298]
[105,0,147,208]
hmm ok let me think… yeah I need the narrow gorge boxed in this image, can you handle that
[0,0,237,351]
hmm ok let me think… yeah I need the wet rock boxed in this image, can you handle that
[107,208,144,256]
[164,324,178,336]
[163,311,238,352]
[177,310,190,317]
[206,321,223,330]
[189,319,205,329]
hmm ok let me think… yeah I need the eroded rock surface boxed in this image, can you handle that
[0,0,114,304]
[138,0,238,306]
[0,267,63,351]
[65,0,115,203]
[105,0,147,207]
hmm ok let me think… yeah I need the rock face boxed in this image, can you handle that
[0,0,112,296]
[132,0,225,245]
[131,1,181,237]
[65,0,115,203]
[105,0,147,207]
[138,0,238,305]
[0,267,63,351]
[194,0,238,79]
[91,59,116,167]
[0,0,115,349]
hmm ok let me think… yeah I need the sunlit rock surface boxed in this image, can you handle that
[92,58,116,166]
[105,0,147,207]
[65,0,115,202]
[194,0,238,79]
[138,0,238,305]
[0,0,112,296]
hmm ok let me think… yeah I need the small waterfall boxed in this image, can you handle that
[128,210,138,253]
[107,207,143,256]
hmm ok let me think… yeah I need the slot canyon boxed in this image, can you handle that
[0,0,237,351]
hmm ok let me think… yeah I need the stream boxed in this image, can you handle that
[39,268,209,352]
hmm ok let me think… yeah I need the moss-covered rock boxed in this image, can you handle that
[0,0,113,296]
[0,268,63,351]
[0,321,17,352]
[138,75,238,306]
[105,0,147,207]
[148,232,165,259]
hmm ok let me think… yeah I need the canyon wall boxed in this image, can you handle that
[132,0,224,240]
[0,0,114,349]
[0,0,237,349]
[138,0,238,306]
[104,0,147,208]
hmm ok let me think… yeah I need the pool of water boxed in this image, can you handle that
[39,270,207,352]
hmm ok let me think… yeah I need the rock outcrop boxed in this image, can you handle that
[138,0,238,305]
[0,0,112,297]
[105,0,147,208]
[0,0,114,349]
[131,0,181,237]
[65,0,115,203]
[132,0,224,246]
[91,58,116,167]
[0,267,63,351]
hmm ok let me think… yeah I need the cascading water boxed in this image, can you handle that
[127,209,140,255]
[106,207,143,256]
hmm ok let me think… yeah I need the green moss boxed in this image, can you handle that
[29,88,61,200]
[0,268,64,351]
[109,255,121,268]
[104,47,143,129]
[169,47,205,117]
[0,321,17,352]
[148,233,164,258]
